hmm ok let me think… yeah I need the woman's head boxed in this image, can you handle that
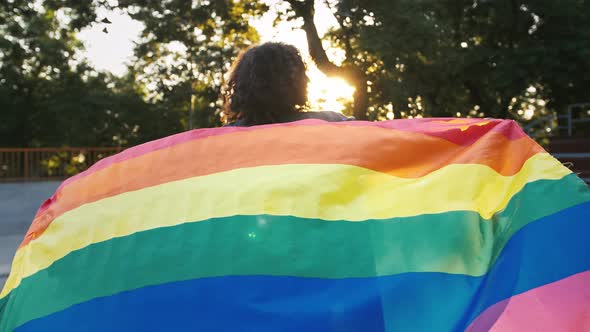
[225,42,309,125]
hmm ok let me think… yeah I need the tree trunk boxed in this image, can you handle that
[285,0,368,120]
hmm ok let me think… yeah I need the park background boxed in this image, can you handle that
[0,0,589,287]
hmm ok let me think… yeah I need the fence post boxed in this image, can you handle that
[24,150,30,180]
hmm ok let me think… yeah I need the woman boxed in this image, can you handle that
[224,42,353,126]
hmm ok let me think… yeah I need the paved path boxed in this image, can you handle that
[0,235,22,289]
[0,182,61,289]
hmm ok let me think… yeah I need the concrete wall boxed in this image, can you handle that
[0,182,61,289]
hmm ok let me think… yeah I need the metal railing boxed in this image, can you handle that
[523,102,590,137]
[565,102,590,137]
[0,147,122,182]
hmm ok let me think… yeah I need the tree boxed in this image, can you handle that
[523,0,590,114]
[3,0,588,148]
[113,0,268,129]
[0,0,96,146]
[0,0,181,147]
[282,0,589,130]
[283,0,368,120]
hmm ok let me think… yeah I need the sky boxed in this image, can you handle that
[77,1,354,113]
[77,7,143,77]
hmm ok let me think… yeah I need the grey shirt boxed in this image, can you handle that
[226,111,354,127]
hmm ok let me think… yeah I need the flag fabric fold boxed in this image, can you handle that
[1,118,588,332]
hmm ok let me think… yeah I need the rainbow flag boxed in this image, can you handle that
[1,118,589,331]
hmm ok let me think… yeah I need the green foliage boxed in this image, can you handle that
[116,0,267,129]
[40,151,88,177]
[1,0,588,148]
[324,0,590,125]
[0,0,181,147]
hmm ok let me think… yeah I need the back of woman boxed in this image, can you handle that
[225,42,352,126]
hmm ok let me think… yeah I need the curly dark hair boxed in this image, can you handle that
[224,42,309,126]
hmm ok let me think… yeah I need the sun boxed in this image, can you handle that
[251,1,355,115]
[306,65,355,114]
